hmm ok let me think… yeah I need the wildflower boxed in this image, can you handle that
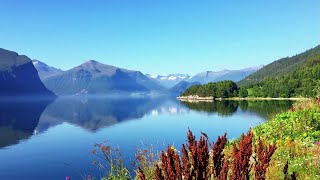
[66,176,71,180]
[254,138,276,180]
[188,151,192,156]
[212,133,227,179]
[170,145,177,152]
[232,131,253,180]
[290,106,295,112]
[181,144,191,180]
[91,149,97,154]
[137,167,147,180]
[100,145,111,152]
[315,141,320,146]
[87,175,92,180]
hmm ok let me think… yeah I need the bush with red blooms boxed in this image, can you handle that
[136,129,288,180]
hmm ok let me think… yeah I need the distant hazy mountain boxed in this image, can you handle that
[122,71,166,92]
[170,80,201,95]
[0,48,55,96]
[146,74,191,88]
[239,45,320,86]
[32,60,63,80]
[188,66,262,84]
[42,60,158,95]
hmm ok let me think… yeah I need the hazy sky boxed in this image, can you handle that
[0,0,319,75]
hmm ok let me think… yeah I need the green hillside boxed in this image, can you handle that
[239,45,320,87]
[248,53,320,98]
[243,45,320,98]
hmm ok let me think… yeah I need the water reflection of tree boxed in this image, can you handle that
[181,101,238,116]
[181,100,293,118]
[245,101,292,118]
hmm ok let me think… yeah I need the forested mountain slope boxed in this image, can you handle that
[248,48,320,97]
[239,45,320,86]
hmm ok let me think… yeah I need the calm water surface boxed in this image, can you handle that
[0,96,292,179]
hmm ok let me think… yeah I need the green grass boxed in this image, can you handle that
[253,100,320,179]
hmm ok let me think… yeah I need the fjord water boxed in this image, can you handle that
[0,96,292,179]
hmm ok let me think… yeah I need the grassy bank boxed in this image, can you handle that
[252,99,320,179]
[85,99,320,180]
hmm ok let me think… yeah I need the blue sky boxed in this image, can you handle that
[0,0,319,75]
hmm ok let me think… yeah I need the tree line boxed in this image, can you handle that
[180,80,248,98]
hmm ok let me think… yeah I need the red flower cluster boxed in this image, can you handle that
[254,138,276,180]
[160,146,182,180]
[136,129,281,180]
[231,131,253,180]
[212,133,227,179]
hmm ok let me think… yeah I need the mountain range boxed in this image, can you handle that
[31,59,261,95]
[146,74,191,88]
[42,60,161,95]
[0,47,264,96]
[188,66,263,84]
[146,66,262,89]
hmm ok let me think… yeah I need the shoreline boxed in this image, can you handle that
[177,96,311,102]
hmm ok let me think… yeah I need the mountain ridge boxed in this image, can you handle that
[188,65,263,84]
[239,45,320,86]
[42,60,151,95]
[0,48,55,96]
[32,60,63,80]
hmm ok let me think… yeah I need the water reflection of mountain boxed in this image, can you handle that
[149,99,190,116]
[36,96,166,132]
[0,99,52,148]
[181,100,293,118]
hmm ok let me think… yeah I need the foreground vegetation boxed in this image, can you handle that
[84,99,320,180]
[253,99,320,179]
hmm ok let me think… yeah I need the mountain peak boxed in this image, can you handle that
[0,48,31,71]
[78,60,108,72]
[84,60,99,64]
[32,60,63,80]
